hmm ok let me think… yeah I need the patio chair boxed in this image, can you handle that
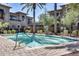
[66,42,79,52]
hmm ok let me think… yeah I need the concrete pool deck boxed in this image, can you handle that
[0,35,78,56]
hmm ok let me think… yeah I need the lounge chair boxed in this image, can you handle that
[66,42,79,52]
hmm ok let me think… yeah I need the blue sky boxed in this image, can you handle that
[8,3,65,22]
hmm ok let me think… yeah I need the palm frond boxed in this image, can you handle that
[26,7,31,14]
[21,4,28,10]
[39,3,46,8]
[20,3,25,5]
[21,3,33,10]
[37,4,43,9]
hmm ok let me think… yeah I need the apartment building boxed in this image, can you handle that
[0,4,10,22]
[48,9,63,22]
[48,4,79,31]
[48,4,73,21]
[0,4,33,29]
[9,12,33,29]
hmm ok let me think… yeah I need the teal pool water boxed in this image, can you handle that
[6,33,78,47]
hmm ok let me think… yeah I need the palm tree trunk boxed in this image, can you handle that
[69,25,72,36]
[13,25,20,50]
[54,3,57,34]
[33,4,36,34]
[13,33,18,50]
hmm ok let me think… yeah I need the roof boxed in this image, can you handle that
[60,3,69,7]
[26,15,33,18]
[48,4,70,13]
[15,11,27,15]
[10,12,33,18]
[0,3,11,8]
[10,12,16,15]
[48,9,63,13]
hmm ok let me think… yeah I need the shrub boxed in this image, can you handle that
[25,30,31,33]
[3,30,7,34]
[60,32,63,35]
[63,30,68,35]
[37,30,43,33]
[7,30,11,34]
[39,30,43,33]
[37,30,40,33]
[78,30,79,36]
[12,30,16,34]
[28,30,31,33]
[72,30,77,35]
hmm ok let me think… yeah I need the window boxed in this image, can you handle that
[77,23,79,29]
[22,16,25,21]
[56,13,59,16]
[10,15,17,20]
[0,9,4,19]
[28,19,32,24]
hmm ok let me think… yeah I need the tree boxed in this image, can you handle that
[68,3,79,36]
[21,3,46,34]
[68,3,79,12]
[61,3,79,36]
[12,3,46,50]
[61,10,79,36]
[39,14,55,33]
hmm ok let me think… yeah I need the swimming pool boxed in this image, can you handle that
[6,33,78,47]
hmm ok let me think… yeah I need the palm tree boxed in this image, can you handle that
[12,3,46,50]
[21,3,46,34]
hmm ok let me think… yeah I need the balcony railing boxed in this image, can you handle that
[10,18,22,22]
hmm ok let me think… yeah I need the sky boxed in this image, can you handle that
[7,3,65,22]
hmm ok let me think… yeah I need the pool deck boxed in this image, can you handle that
[0,35,79,56]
